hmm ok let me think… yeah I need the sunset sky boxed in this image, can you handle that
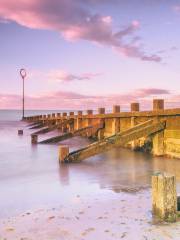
[0,0,180,110]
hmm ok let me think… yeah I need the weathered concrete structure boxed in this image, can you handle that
[152,173,177,222]
[18,129,23,135]
[24,99,180,160]
[59,145,69,163]
[31,134,38,144]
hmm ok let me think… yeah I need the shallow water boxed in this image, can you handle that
[0,118,180,220]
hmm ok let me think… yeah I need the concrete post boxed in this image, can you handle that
[87,110,93,115]
[152,99,165,155]
[59,145,69,163]
[153,99,164,111]
[56,113,61,125]
[18,129,23,135]
[61,113,67,132]
[131,103,140,112]
[62,112,67,118]
[113,105,120,114]
[98,129,104,140]
[153,130,164,156]
[31,134,38,144]
[112,105,120,134]
[68,112,74,132]
[131,116,140,149]
[98,108,105,114]
[78,111,83,116]
[152,173,177,222]
[76,111,83,130]
[98,108,105,127]
[86,110,93,127]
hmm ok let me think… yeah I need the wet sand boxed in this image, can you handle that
[1,189,180,240]
[0,120,180,239]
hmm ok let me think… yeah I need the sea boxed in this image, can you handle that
[0,109,180,220]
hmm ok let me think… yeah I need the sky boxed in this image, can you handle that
[0,0,180,110]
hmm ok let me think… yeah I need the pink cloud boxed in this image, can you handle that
[48,70,101,82]
[0,88,178,110]
[0,0,162,62]
[173,5,180,13]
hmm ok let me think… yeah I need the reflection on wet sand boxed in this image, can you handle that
[1,120,180,218]
[1,121,180,239]
[58,147,180,193]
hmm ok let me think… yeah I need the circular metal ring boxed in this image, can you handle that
[20,68,27,78]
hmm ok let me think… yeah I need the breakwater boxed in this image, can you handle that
[24,99,180,160]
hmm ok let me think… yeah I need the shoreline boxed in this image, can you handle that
[1,188,180,240]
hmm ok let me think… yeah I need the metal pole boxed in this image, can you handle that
[20,69,27,120]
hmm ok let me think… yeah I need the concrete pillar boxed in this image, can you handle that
[31,134,38,144]
[68,123,74,133]
[86,110,93,126]
[98,108,105,127]
[152,173,177,222]
[153,99,164,111]
[131,103,140,112]
[87,110,93,115]
[62,112,67,118]
[98,129,104,140]
[76,111,83,130]
[18,129,23,135]
[59,145,69,163]
[56,113,61,125]
[62,126,67,133]
[112,105,120,134]
[113,105,120,113]
[153,130,164,156]
[78,111,83,116]
[68,112,74,132]
[131,117,140,149]
[98,108,105,114]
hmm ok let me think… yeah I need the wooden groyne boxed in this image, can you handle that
[24,99,180,161]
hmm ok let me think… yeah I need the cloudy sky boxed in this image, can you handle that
[0,0,180,110]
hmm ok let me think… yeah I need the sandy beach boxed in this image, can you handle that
[1,188,180,240]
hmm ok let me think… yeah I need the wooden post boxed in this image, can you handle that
[59,145,69,163]
[31,134,38,144]
[18,129,23,135]
[152,173,177,222]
